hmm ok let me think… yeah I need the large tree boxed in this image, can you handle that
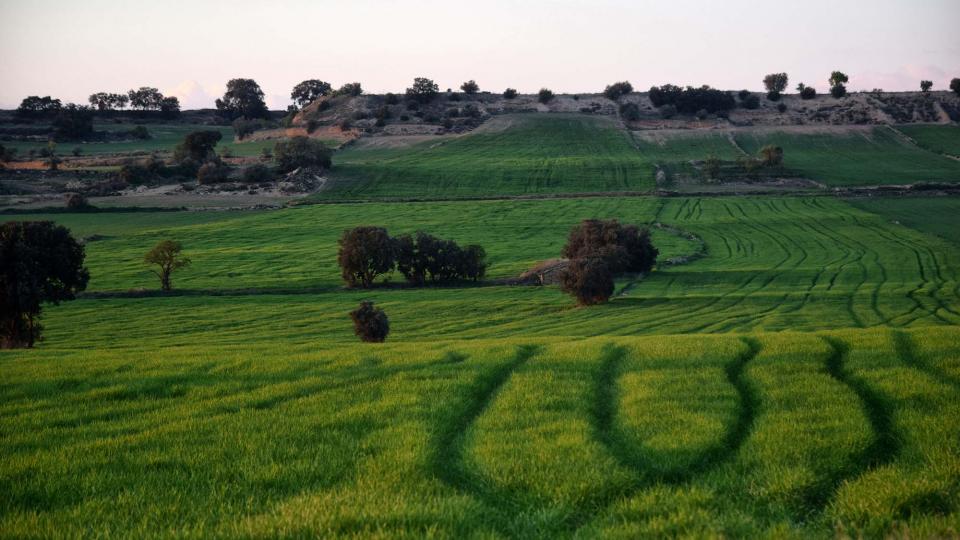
[829,71,849,98]
[215,78,270,120]
[337,226,395,288]
[562,219,658,275]
[950,78,960,96]
[1,221,89,348]
[15,96,62,119]
[127,87,164,110]
[559,257,614,306]
[274,136,332,173]
[291,79,332,108]
[173,130,222,163]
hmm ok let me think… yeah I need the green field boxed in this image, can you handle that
[733,127,960,186]
[2,124,286,158]
[3,112,960,537]
[323,114,655,199]
[896,124,960,157]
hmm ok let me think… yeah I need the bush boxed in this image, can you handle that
[759,145,784,167]
[649,84,735,114]
[406,77,439,103]
[349,301,389,343]
[260,147,273,160]
[763,73,789,93]
[503,88,518,99]
[777,103,787,113]
[800,86,817,100]
[274,136,332,173]
[240,163,272,183]
[538,88,555,104]
[920,80,933,93]
[52,104,94,141]
[603,81,634,100]
[659,104,677,119]
[950,78,960,96]
[71,147,82,157]
[334,82,363,97]
[448,92,461,102]
[742,94,760,110]
[65,193,91,210]
[562,219,658,275]
[173,130,222,163]
[695,109,709,120]
[619,102,640,121]
[337,226,395,288]
[232,117,272,139]
[130,125,151,140]
[738,89,751,100]
[385,93,400,105]
[460,80,480,94]
[196,162,229,184]
[830,84,847,98]
[766,91,781,102]
[560,257,614,306]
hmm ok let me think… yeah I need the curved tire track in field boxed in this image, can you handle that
[893,330,960,391]
[578,338,761,531]
[428,344,541,534]
[818,336,901,511]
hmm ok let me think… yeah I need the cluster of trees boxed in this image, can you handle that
[648,84,736,115]
[337,227,486,288]
[1,221,89,348]
[86,87,180,115]
[14,96,62,119]
[558,219,658,306]
[603,81,634,101]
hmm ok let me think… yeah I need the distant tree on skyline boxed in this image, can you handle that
[215,78,270,120]
[291,80,332,108]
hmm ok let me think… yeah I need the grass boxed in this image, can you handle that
[846,196,960,247]
[733,127,960,186]
[320,114,655,200]
[896,124,960,157]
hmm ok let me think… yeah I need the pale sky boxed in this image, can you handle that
[1,0,957,109]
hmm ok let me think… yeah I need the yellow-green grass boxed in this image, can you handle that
[2,328,958,537]
[896,124,960,157]
[734,127,960,186]
[321,114,656,200]
[846,196,960,247]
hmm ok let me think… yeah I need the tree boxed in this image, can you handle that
[538,88,555,104]
[460,80,480,94]
[88,92,113,111]
[619,102,640,121]
[52,104,94,141]
[349,301,389,342]
[274,136,332,173]
[603,81,634,100]
[503,88,518,99]
[763,73,789,94]
[109,93,129,110]
[920,80,933,93]
[797,84,817,100]
[562,219,658,275]
[337,226,395,288]
[759,145,784,167]
[15,96,62,119]
[394,231,487,285]
[215,78,270,120]
[952,78,960,96]
[65,193,91,210]
[127,87,164,110]
[144,240,190,292]
[560,257,614,306]
[173,130,222,163]
[291,80,332,108]
[1,221,89,348]
[159,96,180,118]
[406,77,439,103]
[332,82,363,97]
[829,71,849,98]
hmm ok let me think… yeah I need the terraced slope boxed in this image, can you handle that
[2,328,958,537]
[847,196,960,247]
[733,127,960,186]
[896,124,960,157]
[323,114,655,199]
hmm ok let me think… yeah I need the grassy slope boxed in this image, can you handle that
[846,196,960,247]
[896,124,960,156]
[734,127,960,186]
[323,114,655,199]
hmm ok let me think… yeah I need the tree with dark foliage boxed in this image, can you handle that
[144,240,190,291]
[350,301,389,342]
[394,231,487,285]
[159,96,181,119]
[291,80,332,108]
[216,78,270,120]
[16,96,62,120]
[951,78,960,96]
[648,84,735,114]
[1,221,89,348]
[562,219,659,275]
[334,82,363,97]
[829,71,849,98]
[460,80,480,94]
[503,88,518,99]
[759,145,784,167]
[52,104,95,141]
[560,257,614,306]
[763,73,789,101]
[538,88,555,104]
[603,81,633,100]
[274,136,332,173]
[338,227,396,288]
[127,87,164,110]
[407,77,440,103]
[920,80,933,93]
[173,130,222,163]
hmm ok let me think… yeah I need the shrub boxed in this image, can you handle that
[143,240,190,291]
[649,84,735,114]
[659,104,677,119]
[738,89,751,100]
[703,154,721,180]
[349,301,389,343]
[1,221,88,348]
[560,257,614,306]
[603,81,634,100]
[503,88,518,99]
[130,125,151,139]
[400,114,410,121]
[777,103,787,113]
[763,73,789,93]
[260,147,273,160]
[695,109,709,120]
[71,147,82,157]
[337,226,395,288]
[232,117,271,139]
[448,92,462,102]
[385,92,400,105]
[274,136,332,173]
[830,84,847,98]
[196,162,229,184]
[619,102,640,121]
[334,82,363,97]
[766,91,781,102]
[920,80,933,93]
[65,193,91,210]
[829,71,849,98]
[538,88,555,104]
[562,219,658,275]
[799,86,817,100]
[52,104,94,141]
[759,145,784,167]
[460,80,480,94]
[240,163,272,183]
[950,78,960,96]
[742,94,760,109]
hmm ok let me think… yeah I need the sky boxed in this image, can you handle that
[0,0,957,110]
